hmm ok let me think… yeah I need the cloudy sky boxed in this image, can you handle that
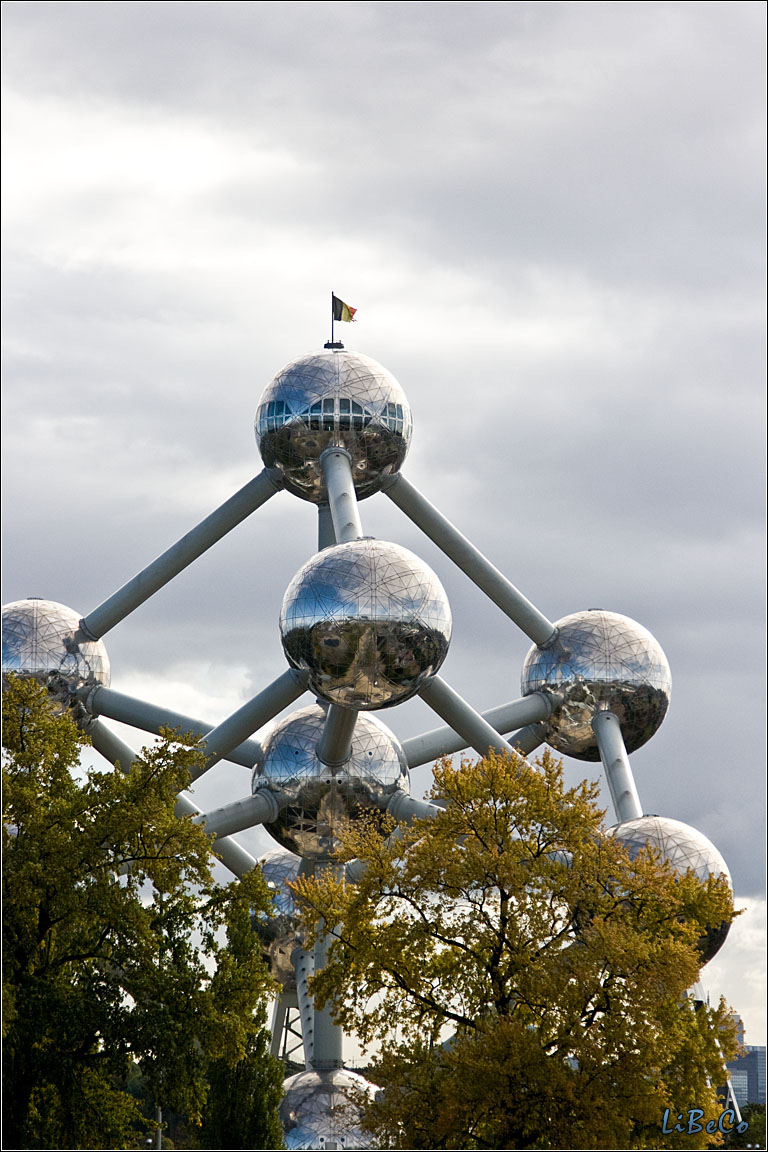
[2,2,765,1045]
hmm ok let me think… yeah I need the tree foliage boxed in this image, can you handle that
[294,749,738,1150]
[2,675,284,1150]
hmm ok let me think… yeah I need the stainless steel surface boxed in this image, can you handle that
[280,1068,375,1150]
[256,349,412,502]
[252,703,409,861]
[3,598,110,707]
[280,538,451,709]
[521,610,671,761]
[607,815,732,964]
[253,848,305,990]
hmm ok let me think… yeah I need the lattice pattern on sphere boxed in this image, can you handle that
[255,349,412,501]
[608,815,731,886]
[521,610,671,760]
[253,704,408,860]
[280,539,452,708]
[253,849,305,989]
[608,815,732,963]
[280,1069,375,1150]
[2,599,110,690]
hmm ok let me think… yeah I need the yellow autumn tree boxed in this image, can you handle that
[294,749,738,1150]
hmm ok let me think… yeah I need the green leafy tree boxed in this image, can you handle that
[199,1031,285,1149]
[721,1103,766,1149]
[294,750,738,1150]
[2,675,284,1150]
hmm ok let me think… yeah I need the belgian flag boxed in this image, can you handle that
[332,295,357,323]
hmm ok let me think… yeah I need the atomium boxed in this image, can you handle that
[521,610,671,760]
[253,703,409,861]
[4,333,737,1150]
[2,598,110,709]
[280,538,452,709]
[256,349,412,501]
[280,1068,376,1150]
[607,815,732,964]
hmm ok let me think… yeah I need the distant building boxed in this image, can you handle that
[726,1046,767,1107]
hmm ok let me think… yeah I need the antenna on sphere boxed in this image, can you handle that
[325,292,357,349]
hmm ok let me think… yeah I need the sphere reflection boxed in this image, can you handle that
[521,610,671,761]
[280,539,451,709]
[607,815,732,964]
[2,598,110,707]
[253,704,409,861]
[256,349,412,502]
[253,848,304,989]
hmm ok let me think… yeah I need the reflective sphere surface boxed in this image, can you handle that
[280,1068,375,1150]
[256,349,412,502]
[521,610,671,760]
[281,539,451,709]
[253,848,304,989]
[253,704,409,861]
[608,815,732,964]
[2,599,110,703]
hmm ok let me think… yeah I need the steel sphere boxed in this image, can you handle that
[280,1068,376,1150]
[521,610,671,760]
[253,703,409,861]
[2,599,110,707]
[253,848,304,989]
[280,538,451,709]
[255,348,412,501]
[607,815,732,964]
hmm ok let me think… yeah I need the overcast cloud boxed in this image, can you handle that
[2,2,765,1045]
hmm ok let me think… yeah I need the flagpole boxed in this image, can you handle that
[330,291,335,346]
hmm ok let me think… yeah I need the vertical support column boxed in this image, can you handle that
[311,862,345,1071]
[291,946,316,1070]
[316,705,358,768]
[591,710,642,824]
[320,448,363,544]
[318,503,337,550]
[270,997,288,1058]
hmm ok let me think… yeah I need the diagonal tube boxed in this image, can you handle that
[198,669,309,773]
[81,685,263,772]
[383,473,556,646]
[591,710,643,823]
[87,718,260,878]
[505,723,548,756]
[319,448,363,543]
[79,469,282,640]
[419,675,519,760]
[402,694,553,767]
